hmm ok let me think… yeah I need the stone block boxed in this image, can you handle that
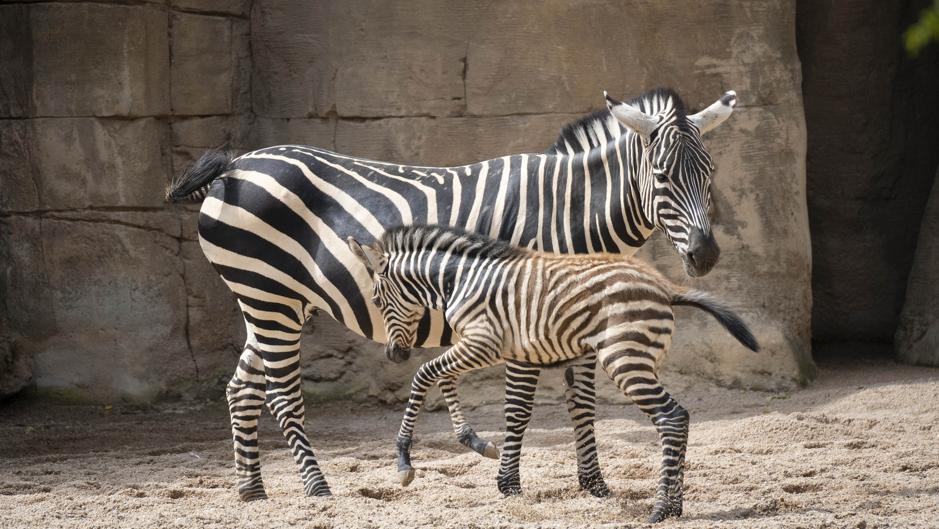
[0,217,54,339]
[231,19,252,115]
[0,338,32,398]
[31,3,169,117]
[171,0,249,16]
[334,114,576,167]
[251,117,335,150]
[0,5,31,118]
[251,1,468,118]
[30,118,170,209]
[31,216,190,400]
[172,116,243,149]
[180,236,243,383]
[0,120,39,212]
[464,1,800,115]
[171,13,233,116]
[896,171,939,366]
[250,1,324,118]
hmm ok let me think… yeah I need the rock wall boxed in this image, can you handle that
[1,0,813,402]
[0,1,252,400]
[896,169,939,365]
[797,0,939,348]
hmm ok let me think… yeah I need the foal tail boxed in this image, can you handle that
[672,290,760,352]
[165,150,233,203]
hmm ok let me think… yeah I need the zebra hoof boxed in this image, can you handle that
[239,490,268,502]
[498,479,522,496]
[308,487,332,498]
[398,468,416,487]
[647,500,682,523]
[237,482,268,502]
[578,473,611,498]
[483,441,500,459]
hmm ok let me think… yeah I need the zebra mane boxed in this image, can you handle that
[547,87,690,155]
[382,225,524,261]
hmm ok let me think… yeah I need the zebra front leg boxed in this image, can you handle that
[563,353,611,497]
[397,340,500,487]
[496,361,539,496]
[438,377,499,459]
[598,341,687,523]
[259,338,332,497]
[227,345,267,501]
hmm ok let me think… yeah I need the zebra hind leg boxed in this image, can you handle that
[598,342,687,523]
[496,361,540,496]
[438,377,499,459]
[227,345,267,501]
[256,321,331,497]
[563,353,611,498]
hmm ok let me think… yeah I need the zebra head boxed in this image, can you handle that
[348,237,420,363]
[605,89,737,277]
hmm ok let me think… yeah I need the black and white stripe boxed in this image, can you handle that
[354,225,758,523]
[167,87,737,499]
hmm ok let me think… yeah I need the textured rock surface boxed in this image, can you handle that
[798,0,939,346]
[896,170,939,366]
[2,0,824,400]
[30,3,170,117]
[171,13,233,116]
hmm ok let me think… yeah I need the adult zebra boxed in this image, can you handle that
[166,87,737,500]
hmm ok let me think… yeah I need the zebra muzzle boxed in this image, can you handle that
[385,343,411,363]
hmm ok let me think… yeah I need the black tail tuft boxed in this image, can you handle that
[165,150,233,203]
[673,290,760,352]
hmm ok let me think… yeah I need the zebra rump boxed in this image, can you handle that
[672,290,760,352]
[165,150,234,203]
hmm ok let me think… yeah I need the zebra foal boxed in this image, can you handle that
[349,225,759,523]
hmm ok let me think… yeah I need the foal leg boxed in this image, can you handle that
[226,343,267,500]
[438,377,499,458]
[563,352,611,497]
[496,361,540,495]
[396,341,500,486]
[597,333,686,523]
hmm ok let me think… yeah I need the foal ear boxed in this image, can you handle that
[347,237,387,275]
[689,90,737,135]
[604,91,658,139]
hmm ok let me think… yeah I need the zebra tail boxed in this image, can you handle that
[165,150,234,203]
[672,290,760,352]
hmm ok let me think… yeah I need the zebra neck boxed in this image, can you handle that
[560,132,655,252]
[417,251,503,316]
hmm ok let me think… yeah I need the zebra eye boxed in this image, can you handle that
[654,171,668,183]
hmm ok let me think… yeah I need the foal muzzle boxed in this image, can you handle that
[385,342,411,363]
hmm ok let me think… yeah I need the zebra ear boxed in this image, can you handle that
[347,237,386,275]
[689,90,737,135]
[604,91,658,139]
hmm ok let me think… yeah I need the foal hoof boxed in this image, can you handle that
[578,473,611,498]
[647,500,682,523]
[398,467,416,487]
[483,441,500,459]
[497,480,522,496]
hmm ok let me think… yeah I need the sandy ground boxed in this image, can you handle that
[1,354,938,529]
